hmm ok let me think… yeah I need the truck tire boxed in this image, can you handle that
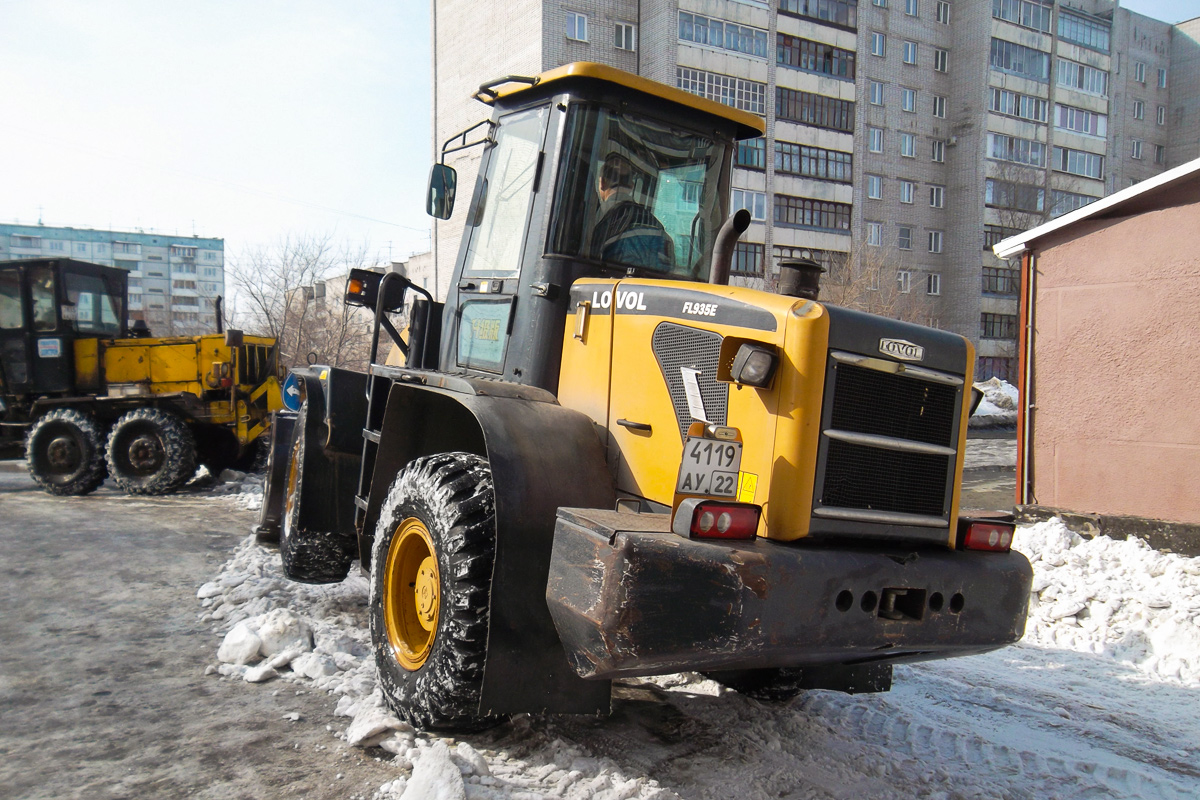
[105,408,197,495]
[369,452,505,732]
[25,409,108,496]
[704,668,806,702]
[279,403,355,583]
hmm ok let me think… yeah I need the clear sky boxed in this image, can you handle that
[0,0,433,265]
[0,0,1195,269]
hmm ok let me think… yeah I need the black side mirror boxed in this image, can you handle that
[427,164,457,220]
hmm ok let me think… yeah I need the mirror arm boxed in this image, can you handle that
[440,119,496,163]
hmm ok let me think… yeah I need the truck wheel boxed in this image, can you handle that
[369,452,506,732]
[25,409,107,496]
[279,403,355,583]
[105,408,197,495]
[704,668,806,702]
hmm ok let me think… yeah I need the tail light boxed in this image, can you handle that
[672,498,761,540]
[959,520,1015,552]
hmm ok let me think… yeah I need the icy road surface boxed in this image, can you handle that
[203,479,1200,800]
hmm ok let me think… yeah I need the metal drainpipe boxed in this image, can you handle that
[1020,250,1036,506]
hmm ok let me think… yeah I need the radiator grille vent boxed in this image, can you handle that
[651,323,727,440]
[830,364,958,447]
[821,439,950,518]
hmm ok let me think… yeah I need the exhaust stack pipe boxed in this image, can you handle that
[777,258,825,300]
[709,209,752,286]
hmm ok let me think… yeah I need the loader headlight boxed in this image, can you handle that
[730,344,777,388]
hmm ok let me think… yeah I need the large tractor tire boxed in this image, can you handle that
[25,409,108,496]
[279,403,355,583]
[369,452,505,732]
[703,668,807,702]
[105,408,197,495]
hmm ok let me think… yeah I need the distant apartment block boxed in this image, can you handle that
[0,224,225,336]
[432,1,1199,380]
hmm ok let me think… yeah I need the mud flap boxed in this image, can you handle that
[289,369,365,537]
[254,411,296,541]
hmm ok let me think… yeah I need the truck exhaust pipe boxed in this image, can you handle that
[777,258,824,300]
[709,209,752,286]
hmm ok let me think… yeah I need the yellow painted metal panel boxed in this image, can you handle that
[557,279,617,438]
[149,343,201,384]
[73,338,101,392]
[103,342,150,383]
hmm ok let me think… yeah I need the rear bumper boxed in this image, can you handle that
[546,508,1032,680]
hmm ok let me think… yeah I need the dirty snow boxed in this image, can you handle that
[190,466,265,512]
[971,377,1019,428]
[200,511,1200,800]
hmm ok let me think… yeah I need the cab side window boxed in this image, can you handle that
[30,267,57,331]
[0,271,23,329]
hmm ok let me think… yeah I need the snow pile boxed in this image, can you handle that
[193,467,265,512]
[1015,517,1200,686]
[971,377,1018,427]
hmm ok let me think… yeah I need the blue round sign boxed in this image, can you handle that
[281,373,302,412]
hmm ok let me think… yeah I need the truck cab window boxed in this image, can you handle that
[0,271,22,329]
[549,105,725,280]
[64,272,123,337]
[30,266,57,331]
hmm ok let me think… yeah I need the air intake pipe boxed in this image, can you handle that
[777,258,825,300]
[708,209,752,286]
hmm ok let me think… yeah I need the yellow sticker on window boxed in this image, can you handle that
[737,472,758,503]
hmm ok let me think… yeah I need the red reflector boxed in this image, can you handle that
[962,522,1014,552]
[673,499,760,540]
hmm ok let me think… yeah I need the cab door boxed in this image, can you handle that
[0,268,30,393]
[26,263,74,394]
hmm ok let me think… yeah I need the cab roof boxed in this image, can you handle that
[475,62,765,141]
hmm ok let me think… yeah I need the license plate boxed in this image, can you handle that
[676,436,742,498]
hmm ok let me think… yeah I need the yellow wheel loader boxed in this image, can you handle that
[0,258,283,495]
[260,63,1031,731]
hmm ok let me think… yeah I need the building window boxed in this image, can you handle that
[48,240,64,251]
[1134,61,1146,83]
[903,41,918,64]
[1155,144,1166,165]
[1057,58,1108,96]
[1158,68,1168,88]
[678,68,767,114]
[898,226,913,249]
[931,139,945,162]
[615,22,636,51]
[992,0,1052,33]
[873,0,887,6]
[774,141,853,182]
[936,1,950,24]
[113,241,141,255]
[927,273,941,295]
[933,48,949,72]
[1052,146,1104,180]
[900,180,915,204]
[1133,99,1144,120]
[929,185,945,208]
[901,87,916,112]
[679,12,768,58]
[978,357,1016,382]
[1131,139,1143,160]
[987,132,1046,167]
[1157,105,1166,125]
[868,127,883,152]
[990,39,1048,82]
[566,11,588,41]
[932,94,946,118]
[981,313,1018,339]
[897,270,912,293]
[778,0,858,30]
[775,87,855,131]
[731,241,764,275]
[732,189,768,221]
[869,80,885,105]
[984,225,1019,249]
[1049,190,1097,218]
[928,230,943,253]
[900,132,916,157]
[990,88,1047,122]
[76,243,87,253]
[737,137,766,169]
[906,0,919,15]
[982,266,1019,295]
[866,174,883,199]
[986,178,1045,212]
[778,33,856,78]
[1055,103,1107,137]
[870,32,885,57]
[867,221,883,246]
[774,194,853,231]
[1057,11,1110,53]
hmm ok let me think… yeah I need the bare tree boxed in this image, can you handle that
[820,245,933,325]
[228,233,381,370]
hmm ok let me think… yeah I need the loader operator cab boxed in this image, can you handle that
[0,259,127,397]
[424,63,762,394]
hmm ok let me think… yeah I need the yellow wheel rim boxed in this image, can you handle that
[383,517,440,671]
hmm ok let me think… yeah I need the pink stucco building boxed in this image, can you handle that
[995,159,1200,526]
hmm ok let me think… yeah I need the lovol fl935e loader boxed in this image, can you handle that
[0,258,283,495]
[258,63,1032,732]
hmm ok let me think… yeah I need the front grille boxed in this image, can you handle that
[651,322,727,440]
[814,351,963,530]
[238,345,275,386]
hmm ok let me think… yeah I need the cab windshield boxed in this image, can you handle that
[548,105,726,280]
[63,271,123,336]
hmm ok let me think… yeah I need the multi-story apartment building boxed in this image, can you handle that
[431,1,1198,380]
[0,224,225,336]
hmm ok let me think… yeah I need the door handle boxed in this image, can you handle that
[617,419,652,433]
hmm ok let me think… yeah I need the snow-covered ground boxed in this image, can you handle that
[199,493,1200,799]
[971,378,1019,429]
